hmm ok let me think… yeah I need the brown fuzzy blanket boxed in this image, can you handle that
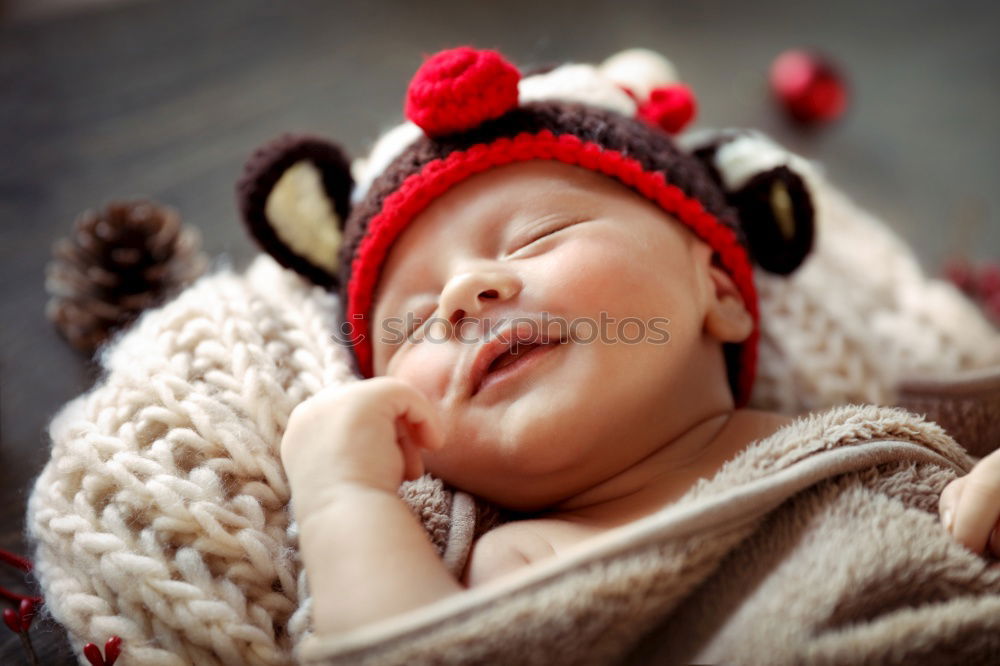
[299,404,1000,665]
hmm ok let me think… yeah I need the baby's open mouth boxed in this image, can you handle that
[469,323,568,397]
[486,342,548,373]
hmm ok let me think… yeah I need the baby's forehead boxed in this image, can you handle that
[371,160,685,312]
[402,161,628,240]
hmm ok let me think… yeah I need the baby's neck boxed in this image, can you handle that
[533,408,793,530]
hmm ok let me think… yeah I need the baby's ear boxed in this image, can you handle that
[702,251,755,344]
[236,134,354,288]
[680,128,816,276]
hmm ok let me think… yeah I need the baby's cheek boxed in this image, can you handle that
[387,343,453,402]
[546,240,668,314]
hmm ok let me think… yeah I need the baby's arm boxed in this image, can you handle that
[939,448,1000,558]
[280,377,463,635]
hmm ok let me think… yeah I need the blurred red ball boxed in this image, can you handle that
[944,257,978,294]
[985,290,1000,326]
[770,49,848,126]
[977,262,1000,297]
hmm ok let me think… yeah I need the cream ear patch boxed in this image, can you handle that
[237,134,354,288]
[769,178,796,241]
[265,161,341,275]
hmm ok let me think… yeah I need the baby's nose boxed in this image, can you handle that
[449,288,500,323]
[438,270,521,324]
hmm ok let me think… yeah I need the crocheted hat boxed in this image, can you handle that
[236,46,817,406]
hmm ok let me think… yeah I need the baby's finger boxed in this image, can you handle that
[939,476,964,531]
[389,383,444,451]
[990,524,1000,560]
[408,416,445,452]
[396,417,426,482]
[951,470,1000,555]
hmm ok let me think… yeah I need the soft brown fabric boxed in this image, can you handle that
[299,404,1000,666]
[896,367,1000,459]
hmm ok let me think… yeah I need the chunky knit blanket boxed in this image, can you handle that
[26,162,1000,664]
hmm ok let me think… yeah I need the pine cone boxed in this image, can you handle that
[45,200,209,355]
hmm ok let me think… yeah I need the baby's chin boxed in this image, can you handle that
[439,472,582,514]
[420,431,621,512]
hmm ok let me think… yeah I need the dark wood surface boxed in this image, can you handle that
[1,0,997,662]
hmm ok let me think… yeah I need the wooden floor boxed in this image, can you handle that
[1,0,997,662]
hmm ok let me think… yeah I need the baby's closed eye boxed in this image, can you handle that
[506,216,590,256]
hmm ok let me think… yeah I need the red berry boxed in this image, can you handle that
[3,608,19,634]
[83,642,105,666]
[770,49,848,125]
[405,46,520,137]
[105,635,123,665]
[638,84,697,134]
[18,598,34,631]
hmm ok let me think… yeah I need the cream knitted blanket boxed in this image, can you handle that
[26,165,1000,664]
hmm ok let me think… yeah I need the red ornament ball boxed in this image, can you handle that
[978,262,1000,297]
[638,84,697,134]
[986,290,1000,326]
[405,46,521,137]
[770,49,848,126]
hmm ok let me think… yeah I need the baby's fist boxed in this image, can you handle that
[280,377,445,520]
[939,448,1000,558]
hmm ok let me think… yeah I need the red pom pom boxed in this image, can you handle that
[405,46,520,137]
[770,49,848,126]
[638,84,697,134]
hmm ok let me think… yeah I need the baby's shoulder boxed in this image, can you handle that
[495,515,606,547]
[463,518,600,587]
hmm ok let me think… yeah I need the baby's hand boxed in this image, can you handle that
[280,377,444,523]
[939,448,1000,558]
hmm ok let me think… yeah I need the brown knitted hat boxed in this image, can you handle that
[236,47,817,406]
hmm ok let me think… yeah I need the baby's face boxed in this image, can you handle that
[370,160,723,510]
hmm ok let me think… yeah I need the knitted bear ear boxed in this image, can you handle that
[680,128,816,275]
[236,134,354,288]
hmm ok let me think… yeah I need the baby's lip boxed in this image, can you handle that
[467,321,567,397]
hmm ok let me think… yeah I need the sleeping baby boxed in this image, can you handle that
[235,47,1000,639]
